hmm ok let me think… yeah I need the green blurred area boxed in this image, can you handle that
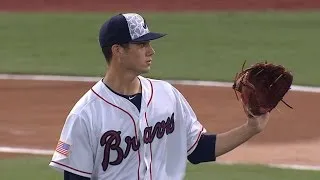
[1,156,320,180]
[1,12,320,85]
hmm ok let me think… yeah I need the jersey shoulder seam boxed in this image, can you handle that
[69,90,101,116]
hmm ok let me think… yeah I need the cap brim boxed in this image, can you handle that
[131,32,166,43]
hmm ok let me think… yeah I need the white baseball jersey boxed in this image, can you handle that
[49,76,206,180]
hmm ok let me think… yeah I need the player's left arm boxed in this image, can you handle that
[188,112,269,164]
[214,113,269,157]
[173,85,269,164]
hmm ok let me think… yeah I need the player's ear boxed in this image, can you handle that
[111,44,121,57]
[112,44,129,56]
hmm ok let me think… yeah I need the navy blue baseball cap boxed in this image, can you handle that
[99,13,166,48]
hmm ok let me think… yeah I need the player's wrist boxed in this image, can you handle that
[244,121,262,135]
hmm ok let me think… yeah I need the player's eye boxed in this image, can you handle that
[139,42,150,47]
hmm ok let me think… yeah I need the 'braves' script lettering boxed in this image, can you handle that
[100,113,175,171]
[144,113,175,144]
[100,130,140,171]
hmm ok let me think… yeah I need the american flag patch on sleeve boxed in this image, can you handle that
[55,140,71,156]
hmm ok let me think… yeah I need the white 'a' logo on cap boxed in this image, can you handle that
[122,13,150,40]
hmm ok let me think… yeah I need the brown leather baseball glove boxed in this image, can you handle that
[232,61,293,118]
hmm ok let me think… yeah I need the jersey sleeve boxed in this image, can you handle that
[49,113,94,178]
[172,86,207,155]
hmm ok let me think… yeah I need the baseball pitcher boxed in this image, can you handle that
[49,13,292,180]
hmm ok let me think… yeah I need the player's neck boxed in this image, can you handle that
[103,66,141,96]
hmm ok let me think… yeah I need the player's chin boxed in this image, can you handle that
[139,66,151,74]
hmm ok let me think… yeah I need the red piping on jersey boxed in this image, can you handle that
[144,113,153,180]
[187,127,204,153]
[146,79,154,180]
[91,88,141,180]
[147,79,153,106]
[51,161,92,175]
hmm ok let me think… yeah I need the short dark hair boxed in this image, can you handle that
[102,44,129,64]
